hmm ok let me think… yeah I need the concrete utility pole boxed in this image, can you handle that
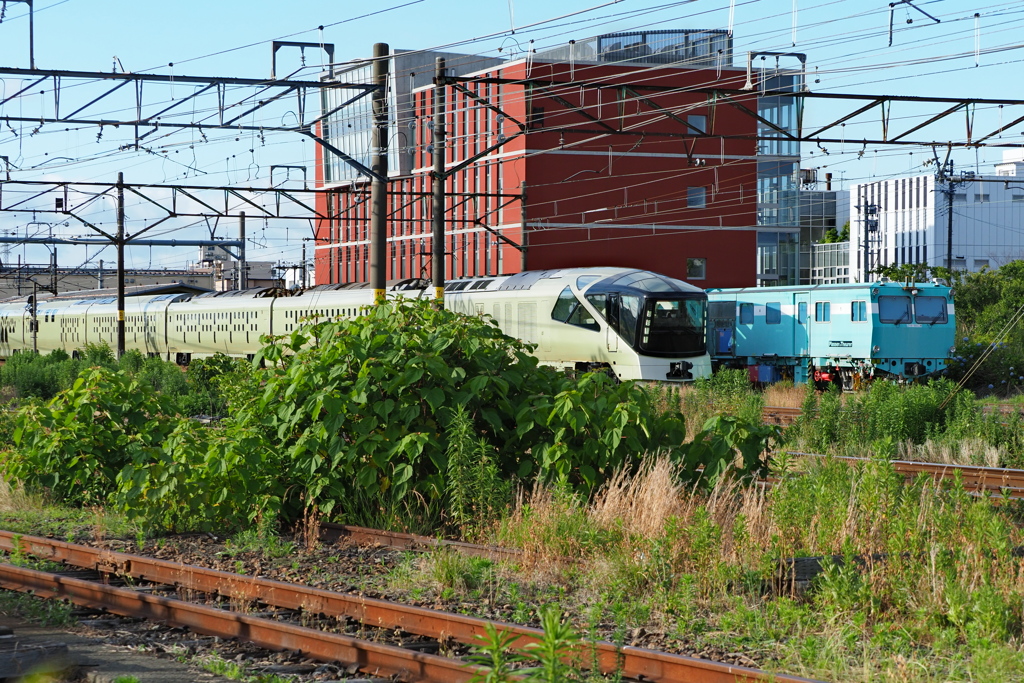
[432,57,447,306]
[369,42,390,304]
[116,172,126,358]
[941,160,956,271]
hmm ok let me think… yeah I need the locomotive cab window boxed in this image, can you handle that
[815,302,831,322]
[915,296,947,324]
[851,300,867,322]
[739,303,754,325]
[878,296,912,324]
[639,299,706,355]
[765,302,781,325]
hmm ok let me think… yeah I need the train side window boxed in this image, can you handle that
[565,303,599,331]
[585,293,607,323]
[739,303,754,324]
[551,287,577,322]
[815,302,831,322]
[765,302,781,324]
[851,300,867,322]
[797,302,807,324]
[915,296,947,324]
[878,296,912,324]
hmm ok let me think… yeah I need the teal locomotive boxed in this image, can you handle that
[705,282,955,390]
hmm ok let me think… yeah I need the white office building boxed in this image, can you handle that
[849,150,1024,282]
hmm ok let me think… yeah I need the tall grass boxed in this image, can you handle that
[490,454,1024,681]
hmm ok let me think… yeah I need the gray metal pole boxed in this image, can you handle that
[432,57,446,305]
[301,241,307,289]
[116,172,126,358]
[369,42,390,303]
[238,212,247,290]
[31,282,37,354]
[520,181,527,273]
[28,0,34,70]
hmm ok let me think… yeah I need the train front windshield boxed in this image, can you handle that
[639,298,706,356]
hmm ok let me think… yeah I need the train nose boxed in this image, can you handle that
[667,361,693,380]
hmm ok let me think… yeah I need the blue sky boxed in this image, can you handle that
[0,0,1021,272]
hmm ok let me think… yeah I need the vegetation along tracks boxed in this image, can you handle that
[0,530,822,683]
[788,452,1024,500]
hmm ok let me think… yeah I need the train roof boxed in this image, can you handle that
[706,281,950,295]
[442,267,706,296]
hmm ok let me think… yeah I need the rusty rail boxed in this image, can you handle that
[788,452,1024,499]
[320,523,526,562]
[0,561,482,682]
[0,531,822,683]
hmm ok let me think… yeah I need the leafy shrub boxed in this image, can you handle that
[2,367,176,505]
[114,419,280,532]
[238,299,696,526]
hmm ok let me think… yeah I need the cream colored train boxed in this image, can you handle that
[0,267,711,382]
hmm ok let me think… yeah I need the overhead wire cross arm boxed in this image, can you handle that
[0,66,380,180]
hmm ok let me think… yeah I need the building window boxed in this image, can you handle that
[687,186,706,208]
[766,302,781,324]
[1013,194,1024,202]
[974,259,989,271]
[851,300,867,322]
[815,301,831,322]
[953,193,967,202]
[975,192,990,203]
[686,257,706,280]
[739,303,754,324]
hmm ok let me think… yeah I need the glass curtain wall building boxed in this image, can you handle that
[755,73,801,286]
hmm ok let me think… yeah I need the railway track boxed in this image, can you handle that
[789,452,1024,500]
[0,530,821,683]
[762,402,1024,428]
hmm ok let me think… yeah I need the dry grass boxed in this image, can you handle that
[0,478,41,513]
[762,382,809,409]
[589,457,687,539]
[897,437,1004,467]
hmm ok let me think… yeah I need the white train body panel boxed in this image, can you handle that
[0,268,711,383]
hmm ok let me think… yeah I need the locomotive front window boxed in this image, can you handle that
[915,296,947,324]
[639,298,706,355]
[878,296,912,324]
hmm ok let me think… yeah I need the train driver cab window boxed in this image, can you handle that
[915,296,948,324]
[766,302,781,324]
[878,296,912,324]
[851,300,867,322]
[739,303,754,324]
[815,302,831,322]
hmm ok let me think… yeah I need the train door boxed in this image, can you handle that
[794,292,809,355]
[605,293,619,352]
[794,292,810,382]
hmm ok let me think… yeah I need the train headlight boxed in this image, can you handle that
[949,346,956,354]
[872,345,880,353]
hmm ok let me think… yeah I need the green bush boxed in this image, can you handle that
[2,367,176,505]
[238,299,693,524]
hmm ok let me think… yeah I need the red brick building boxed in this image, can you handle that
[314,31,800,288]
